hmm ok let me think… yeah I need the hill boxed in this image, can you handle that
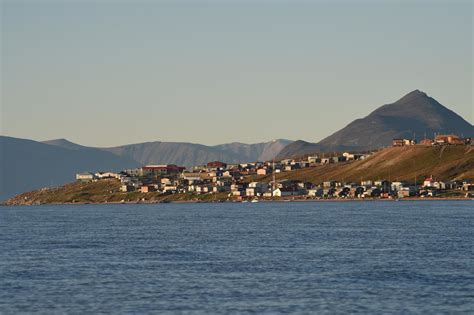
[0,136,139,201]
[3,179,233,205]
[277,90,473,159]
[4,145,472,205]
[262,145,473,184]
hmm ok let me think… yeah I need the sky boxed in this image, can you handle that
[1,0,472,147]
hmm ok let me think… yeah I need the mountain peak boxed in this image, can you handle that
[396,89,429,103]
[43,138,87,150]
[311,90,473,151]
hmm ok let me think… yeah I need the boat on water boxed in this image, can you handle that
[251,199,259,203]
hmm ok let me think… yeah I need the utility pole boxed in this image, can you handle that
[272,158,276,196]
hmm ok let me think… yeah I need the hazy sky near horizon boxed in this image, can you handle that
[1,0,472,147]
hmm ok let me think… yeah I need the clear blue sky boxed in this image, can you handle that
[1,0,472,147]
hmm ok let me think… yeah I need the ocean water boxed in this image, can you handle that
[0,201,473,314]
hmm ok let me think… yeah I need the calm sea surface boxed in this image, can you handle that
[0,201,473,314]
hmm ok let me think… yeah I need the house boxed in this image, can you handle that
[423,176,436,188]
[323,181,335,188]
[435,134,464,145]
[392,138,415,146]
[94,172,119,179]
[213,185,230,193]
[248,182,268,190]
[140,185,156,193]
[163,185,178,193]
[196,185,211,194]
[284,165,294,171]
[343,152,355,160]
[361,180,372,187]
[308,188,324,197]
[307,156,319,163]
[272,188,297,197]
[120,184,135,192]
[123,168,140,176]
[257,168,268,176]
[397,187,411,198]
[161,178,172,185]
[321,158,331,164]
[181,172,205,182]
[391,181,404,192]
[76,172,96,182]
[374,180,391,193]
[207,161,227,170]
[246,187,258,197]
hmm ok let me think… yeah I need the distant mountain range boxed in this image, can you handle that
[43,138,292,167]
[0,137,291,200]
[1,89,472,200]
[276,90,473,159]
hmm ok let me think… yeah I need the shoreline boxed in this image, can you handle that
[2,196,472,206]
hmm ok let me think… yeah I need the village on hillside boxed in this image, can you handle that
[76,134,474,201]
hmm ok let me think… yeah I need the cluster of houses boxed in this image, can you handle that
[76,154,474,199]
[392,134,472,147]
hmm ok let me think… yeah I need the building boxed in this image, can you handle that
[140,185,156,193]
[207,161,227,170]
[139,165,185,177]
[272,188,298,197]
[257,168,268,176]
[392,139,416,146]
[95,172,119,179]
[423,176,436,188]
[120,184,135,192]
[76,172,96,182]
[435,134,464,145]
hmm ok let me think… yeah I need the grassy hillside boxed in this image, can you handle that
[253,145,474,184]
[3,179,234,206]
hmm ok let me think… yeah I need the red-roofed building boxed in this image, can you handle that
[423,176,436,188]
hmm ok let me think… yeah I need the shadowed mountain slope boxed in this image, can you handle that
[0,136,139,201]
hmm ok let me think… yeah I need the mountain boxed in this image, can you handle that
[0,136,139,201]
[46,139,293,167]
[277,90,473,159]
[42,138,90,150]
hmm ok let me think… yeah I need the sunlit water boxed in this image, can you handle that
[1,201,473,313]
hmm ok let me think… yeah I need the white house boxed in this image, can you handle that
[76,172,96,182]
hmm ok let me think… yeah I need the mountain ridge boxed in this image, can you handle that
[43,138,293,167]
